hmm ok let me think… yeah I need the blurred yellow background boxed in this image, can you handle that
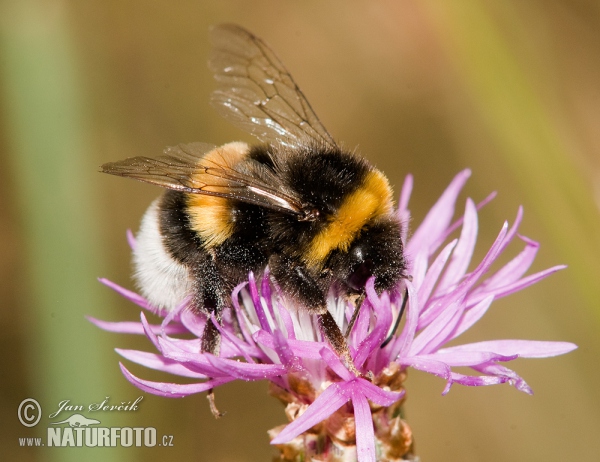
[1,1,599,461]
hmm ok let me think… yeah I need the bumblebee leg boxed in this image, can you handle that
[195,280,227,418]
[200,314,221,356]
[318,311,362,377]
[345,292,366,338]
[270,255,361,376]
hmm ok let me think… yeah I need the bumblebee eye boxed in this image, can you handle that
[346,245,374,291]
[347,260,374,291]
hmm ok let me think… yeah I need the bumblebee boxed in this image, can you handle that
[102,24,406,375]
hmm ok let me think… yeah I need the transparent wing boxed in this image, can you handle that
[209,23,337,148]
[101,142,304,216]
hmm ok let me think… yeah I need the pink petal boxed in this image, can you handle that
[116,349,207,378]
[416,240,457,304]
[352,392,376,462]
[407,169,471,258]
[441,340,578,358]
[449,295,495,341]
[419,350,518,366]
[475,235,539,292]
[472,363,533,394]
[126,229,136,250]
[468,265,566,305]
[435,198,478,295]
[204,354,288,380]
[320,347,355,382]
[354,378,405,406]
[400,356,451,380]
[179,309,206,337]
[398,174,413,220]
[431,191,497,250]
[253,331,324,359]
[410,299,465,356]
[393,280,420,358]
[99,278,162,315]
[271,382,350,444]
[119,363,233,398]
[87,316,187,335]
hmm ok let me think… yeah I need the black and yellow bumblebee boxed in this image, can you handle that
[102,24,407,375]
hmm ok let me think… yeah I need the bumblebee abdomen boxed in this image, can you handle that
[133,199,195,312]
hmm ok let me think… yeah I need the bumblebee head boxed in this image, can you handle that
[332,216,406,295]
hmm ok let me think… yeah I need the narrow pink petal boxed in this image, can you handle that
[407,169,471,258]
[87,316,188,335]
[274,297,297,340]
[179,309,206,337]
[153,340,224,377]
[399,356,451,380]
[352,392,376,462]
[398,174,413,220]
[496,206,524,256]
[475,235,539,292]
[469,265,566,304]
[209,314,256,364]
[320,347,355,381]
[119,363,233,397]
[431,191,497,250]
[253,331,324,359]
[115,349,207,378]
[155,335,202,354]
[449,295,495,341]
[126,229,136,250]
[204,354,288,380]
[99,278,154,312]
[231,282,257,345]
[409,247,430,291]
[435,198,478,295]
[417,222,507,329]
[417,240,457,303]
[261,273,278,324]
[472,363,533,394]
[410,299,465,355]
[272,329,305,371]
[161,298,188,335]
[419,350,518,366]
[248,272,271,332]
[140,312,162,351]
[271,382,350,444]
[352,297,371,345]
[354,282,392,368]
[442,372,509,395]
[394,280,419,358]
[421,222,509,330]
[441,340,578,358]
[355,378,405,406]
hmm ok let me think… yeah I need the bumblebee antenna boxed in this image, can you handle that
[380,288,409,348]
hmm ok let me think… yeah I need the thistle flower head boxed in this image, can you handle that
[91,170,576,462]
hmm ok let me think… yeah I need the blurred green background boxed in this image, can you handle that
[1,1,599,461]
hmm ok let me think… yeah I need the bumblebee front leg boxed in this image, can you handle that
[192,268,229,418]
[270,256,361,376]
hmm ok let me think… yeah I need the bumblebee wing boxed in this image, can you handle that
[209,24,337,148]
[101,142,304,216]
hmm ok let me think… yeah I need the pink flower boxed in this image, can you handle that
[91,170,576,461]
